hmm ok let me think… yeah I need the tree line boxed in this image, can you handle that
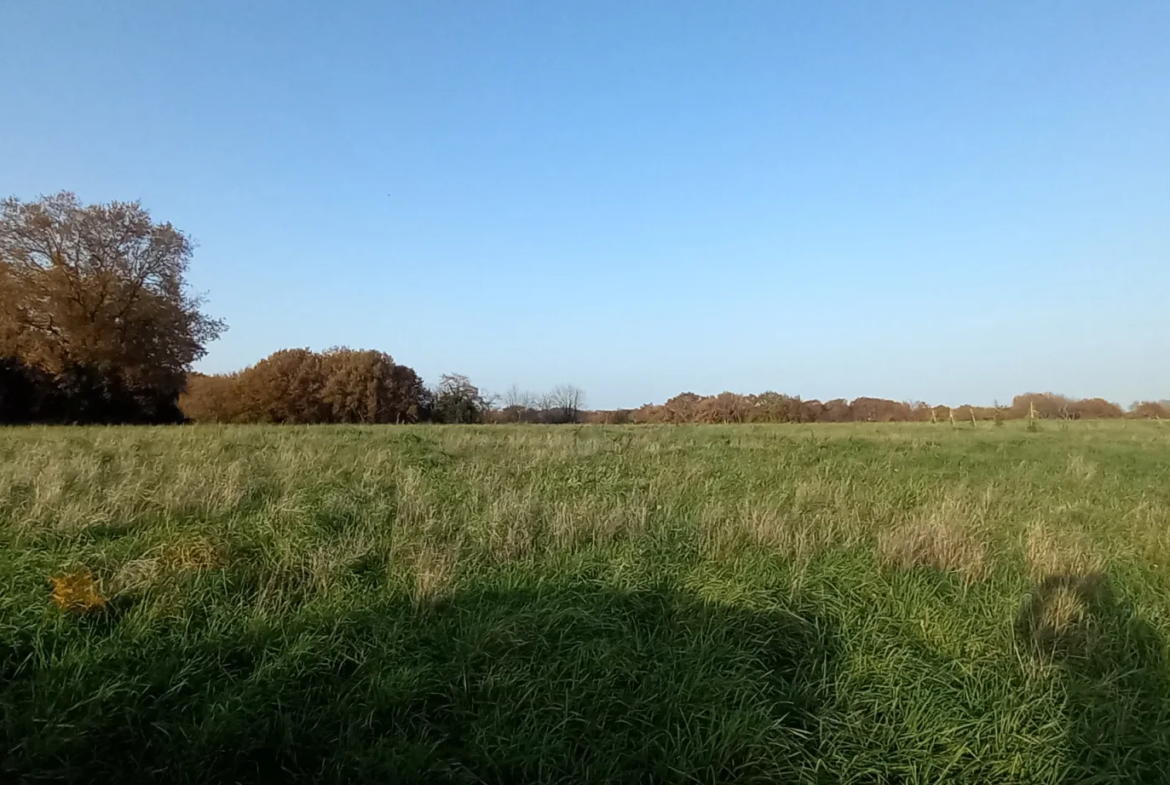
[2,193,1164,426]
[180,356,591,425]
[582,392,1169,425]
[181,367,1168,426]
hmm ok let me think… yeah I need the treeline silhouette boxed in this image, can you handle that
[180,363,1167,426]
[581,391,1168,425]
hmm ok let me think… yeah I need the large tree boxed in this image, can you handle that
[432,373,485,424]
[0,192,224,421]
[546,384,586,424]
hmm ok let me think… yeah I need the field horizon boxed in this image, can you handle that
[3,421,1169,783]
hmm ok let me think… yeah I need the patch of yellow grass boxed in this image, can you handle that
[698,494,851,565]
[411,545,456,607]
[1015,574,1106,659]
[742,506,827,563]
[1025,522,1103,581]
[112,537,225,595]
[550,496,650,551]
[49,569,107,613]
[879,499,989,583]
[161,537,223,571]
[1037,582,1089,632]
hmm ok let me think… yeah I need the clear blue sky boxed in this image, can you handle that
[4,1,1167,409]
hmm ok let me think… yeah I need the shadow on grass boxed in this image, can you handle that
[1016,574,1170,783]
[1,583,839,784]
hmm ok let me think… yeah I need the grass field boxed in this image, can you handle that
[2,421,1170,783]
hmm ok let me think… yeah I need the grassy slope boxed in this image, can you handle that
[1,422,1169,783]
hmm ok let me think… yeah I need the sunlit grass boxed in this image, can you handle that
[2,421,1169,782]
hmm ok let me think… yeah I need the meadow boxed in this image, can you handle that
[2,421,1169,783]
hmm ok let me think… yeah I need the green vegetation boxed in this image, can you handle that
[2,421,1170,783]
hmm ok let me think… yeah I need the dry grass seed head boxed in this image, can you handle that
[1025,523,1103,582]
[301,533,382,592]
[1016,574,1107,660]
[742,505,826,563]
[879,504,989,583]
[412,546,456,607]
[161,537,223,571]
[698,502,736,560]
[550,496,646,550]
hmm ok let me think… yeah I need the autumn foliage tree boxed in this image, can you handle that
[178,373,246,424]
[320,348,429,424]
[1131,401,1169,419]
[179,347,432,424]
[236,349,330,424]
[0,192,223,422]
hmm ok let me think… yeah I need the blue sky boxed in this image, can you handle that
[3,1,1167,409]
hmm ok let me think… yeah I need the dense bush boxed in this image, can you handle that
[584,391,1152,426]
[179,348,433,424]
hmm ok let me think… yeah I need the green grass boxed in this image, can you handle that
[2,421,1170,783]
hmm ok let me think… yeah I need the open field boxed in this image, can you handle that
[2,421,1170,783]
